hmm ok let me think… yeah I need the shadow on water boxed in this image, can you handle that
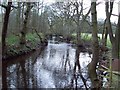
[2,39,92,89]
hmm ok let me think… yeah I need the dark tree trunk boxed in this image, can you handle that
[118,13,120,59]
[2,2,12,57]
[115,12,120,59]
[102,25,108,47]
[2,62,7,89]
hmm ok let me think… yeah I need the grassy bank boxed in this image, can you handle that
[4,33,47,59]
[71,33,112,47]
[6,33,45,45]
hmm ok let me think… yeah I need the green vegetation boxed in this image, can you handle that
[72,33,112,47]
[6,33,45,46]
[6,35,20,45]
[5,32,46,57]
[26,33,41,44]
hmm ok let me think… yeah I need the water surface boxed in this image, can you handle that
[2,40,92,88]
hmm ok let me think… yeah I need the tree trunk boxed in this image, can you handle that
[20,3,32,45]
[102,19,108,47]
[88,2,100,89]
[104,28,108,46]
[76,2,82,46]
[105,2,119,59]
[118,13,120,59]
[112,12,120,59]
[2,2,12,57]
[112,42,119,59]
[16,2,21,32]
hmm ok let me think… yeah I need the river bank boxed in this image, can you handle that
[3,33,109,61]
[2,33,48,60]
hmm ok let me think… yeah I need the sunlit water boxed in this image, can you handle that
[3,40,92,88]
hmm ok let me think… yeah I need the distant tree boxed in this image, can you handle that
[71,0,91,46]
[72,1,83,46]
[16,2,21,32]
[20,2,33,45]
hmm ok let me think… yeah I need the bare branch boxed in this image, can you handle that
[11,5,18,9]
[112,14,119,17]
[0,4,7,9]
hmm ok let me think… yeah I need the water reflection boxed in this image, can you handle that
[70,47,91,89]
[2,41,92,89]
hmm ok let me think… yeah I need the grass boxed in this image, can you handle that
[6,35,20,45]
[6,32,45,46]
[5,32,45,56]
[26,33,40,42]
[72,33,112,47]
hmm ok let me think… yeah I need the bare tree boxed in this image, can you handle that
[71,0,91,46]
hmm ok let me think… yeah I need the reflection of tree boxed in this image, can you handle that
[64,47,71,73]
[2,48,44,88]
[20,50,43,88]
[49,48,56,58]
[2,61,7,89]
[19,60,27,88]
[16,63,20,88]
[70,47,88,89]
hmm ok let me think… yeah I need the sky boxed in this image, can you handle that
[0,0,119,23]
[44,0,119,23]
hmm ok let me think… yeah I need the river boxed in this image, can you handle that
[2,39,92,89]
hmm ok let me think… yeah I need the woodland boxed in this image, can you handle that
[0,0,120,89]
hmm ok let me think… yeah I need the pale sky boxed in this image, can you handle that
[84,0,118,23]
[45,0,119,23]
[0,0,119,23]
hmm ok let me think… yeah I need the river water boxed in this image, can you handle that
[2,39,92,89]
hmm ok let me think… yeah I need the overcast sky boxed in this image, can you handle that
[0,0,119,23]
[45,0,119,23]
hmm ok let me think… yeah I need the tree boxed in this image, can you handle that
[1,2,12,57]
[105,1,120,59]
[20,2,33,45]
[73,1,83,46]
[88,2,100,88]
[16,2,21,32]
[71,0,91,46]
[117,12,120,59]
